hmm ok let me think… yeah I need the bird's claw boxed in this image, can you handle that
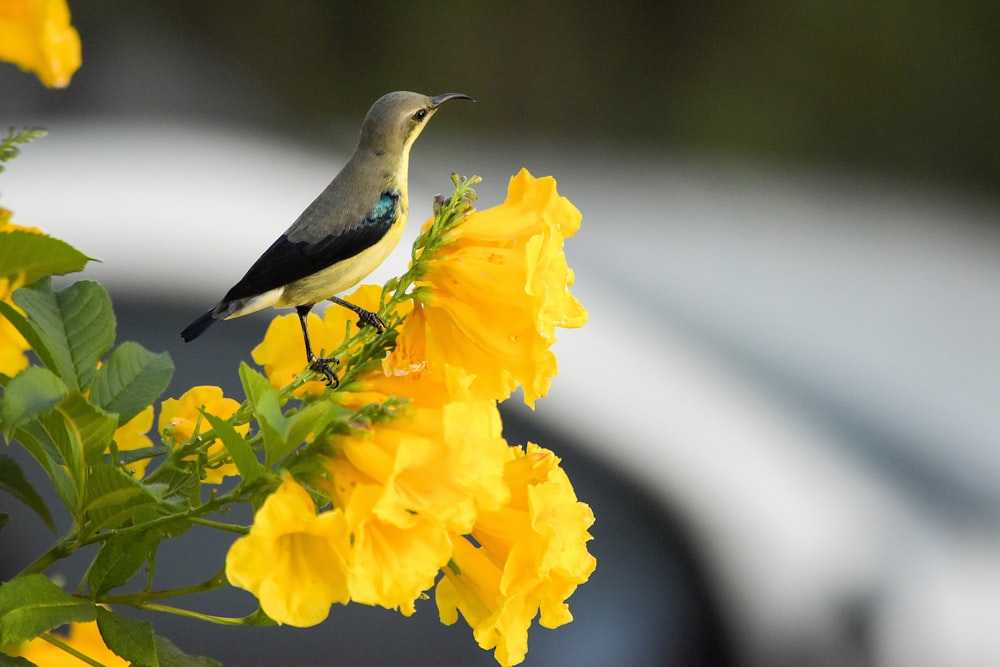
[356,309,387,333]
[310,357,340,388]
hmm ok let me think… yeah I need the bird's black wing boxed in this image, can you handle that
[222,191,398,302]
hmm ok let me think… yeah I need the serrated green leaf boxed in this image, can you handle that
[83,464,158,531]
[95,607,158,666]
[0,454,55,531]
[0,127,47,170]
[0,230,91,286]
[153,634,220,667]
[87,531,157,599]
[0,575,96,645]
[90,342,173,426]
[13,280,115,391]
[0,366,68,440]
[200,411,264,484]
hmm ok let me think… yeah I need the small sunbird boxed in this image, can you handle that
[181,91,473,385]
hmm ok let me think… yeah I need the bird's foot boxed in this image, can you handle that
[355,308,387,333]
[309,356,340,388]
[329,296,387,333]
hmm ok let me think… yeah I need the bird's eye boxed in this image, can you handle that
[412,109,429,122]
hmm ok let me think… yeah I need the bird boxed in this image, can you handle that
[181,90,473,386]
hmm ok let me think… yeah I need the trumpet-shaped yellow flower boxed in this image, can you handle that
[253,284,407,395]
[332,372,510,527]
[11,620,128,666]
[387,169,587,407]
[111,405,154,479]
[310,370,511,614]
[0,0,81,88]
[342,482,453,614]
[436,444,596,667]
[158,385,247,483]
[226,476,351,626]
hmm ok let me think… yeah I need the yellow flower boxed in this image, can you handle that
[386,169,587,408]
[0,271,30,377]
[252,284,407,395]
[226,475,351,626]
[436,444,596,667]
[158,385,247,484]
[11,620,128,666]
[341,482,453,614]
[0,0,81,88]
[0,219,43,377]
[112,405,154,479]
[308,370,510,613]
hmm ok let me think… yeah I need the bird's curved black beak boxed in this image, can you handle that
[430,92,475,108]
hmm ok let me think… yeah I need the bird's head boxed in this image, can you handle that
[358,91,474,157]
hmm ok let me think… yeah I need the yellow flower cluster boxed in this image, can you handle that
[0,0,81,88]
[227,171,594,666]
[437,444,596,666]
[386,168,587,407]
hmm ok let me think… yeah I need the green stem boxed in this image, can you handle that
[17,536,76,577]
[77,487,246,548]
[39,631,107,667]
[189,516,249,534]
[132,602,253,626]
[103,568,227,605]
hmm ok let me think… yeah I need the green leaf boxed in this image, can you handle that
[0,230,91,285]
[153,634,220,667]
[239,363,288,464]
[142,467,199,513]
[95,607,158,666]
[88,531,156,599]
[241,607,277,626]
[83,464,158,532]
[31,392,117,506]
[200,411,264,484]
[0,652,35,665]
[0,127,47,170]
[53,391,118,468]
[0,366,67,440]
[283,400,339,461]
[13,279,116,391]
[9,422,77,515]
[0,575,96,645]
[0,454,55,531]
[90,342,173,426]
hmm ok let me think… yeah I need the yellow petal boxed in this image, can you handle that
[226,477,350,627]
[0,0,81,88]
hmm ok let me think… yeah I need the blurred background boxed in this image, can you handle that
[2,2,1000,665]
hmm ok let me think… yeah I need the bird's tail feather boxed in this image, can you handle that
[181,309,219,342]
